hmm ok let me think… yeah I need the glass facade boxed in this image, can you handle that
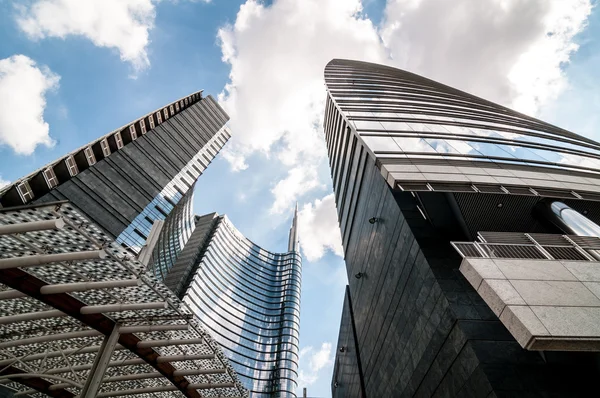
[324,59,600,198]
[173,213,302,397]
[324,59,600,398]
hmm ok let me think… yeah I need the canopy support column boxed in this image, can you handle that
[80,325,120,398]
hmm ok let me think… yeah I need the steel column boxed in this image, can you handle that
[80,325,120,398]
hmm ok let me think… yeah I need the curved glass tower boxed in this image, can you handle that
[163,208,302,397]
[325,59,600,397]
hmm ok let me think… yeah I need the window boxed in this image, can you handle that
[100,138,111,156]
[175,102,180,111]
[169,105,174,115]
[66,156,78,176]
[184,98,188,105]
[115,132,124,149]
[44,167,58,188]
[163,108,169,120]
[17,181,34,202]
[84,146,96,165]
[139,119,146,134]
[180,100,184,108]
[129,125,137,140]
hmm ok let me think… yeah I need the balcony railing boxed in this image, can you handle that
[451,232,600,262]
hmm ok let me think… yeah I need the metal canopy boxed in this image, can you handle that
[0,202,247,398]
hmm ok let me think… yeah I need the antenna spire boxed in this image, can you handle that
[288,202,299,252]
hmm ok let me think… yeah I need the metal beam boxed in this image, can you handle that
[118,324,188,333]
[44,359,145,375]
[0,309,65,325]
[0,345,125,367]
[0,218,64,235]
[80,301,167,314]
[0,365,75,398]
[137,338,204,348]
[40,279,141,295]
[173,368,226,376]
[156,354,215,362]
[189,383,236,389]
[0,290,25,300]
[97,385,177,397]
[0,250,106,270]
[80,325,120,398]
[0,330,101,349]
[0,264,204,398]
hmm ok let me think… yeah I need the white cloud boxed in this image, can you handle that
[298,194,343,262]
[217,0,591,261]
[381,0,592,115]
[0,55,59,155]
[270,166,324,215]
[297,342,334,391]
[217,0,388,218]
[217,0,387,164]
[16,0,156,72]
[0,177,10,190]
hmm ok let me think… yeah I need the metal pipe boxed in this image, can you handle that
[44,359,145,375]
[118,324,188,334]
[137,338,204,348]
[188,383,236,389]
[80,301,167,314]
[103,372,161,383]
[0,250,106,270]
[0,330,101,349]
[174,368,226,376]
[534,199,600,237]
[97,385,177,397]
[40,279,141,295]
[0,309,65,325]
[0,290,25,300]
[80,325,120,397]
[533,199,600,260]
[0,373,82,388]
[156,354,215,362]
[0,218,64,235]
[0,345,125,367]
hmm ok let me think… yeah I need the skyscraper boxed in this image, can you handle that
[0,92,230,267]
[159,208,302,397]
[325,59,600,397]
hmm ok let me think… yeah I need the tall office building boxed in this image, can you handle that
[160,208,302,397]
[325,59,600,397]
[0,92,230,269]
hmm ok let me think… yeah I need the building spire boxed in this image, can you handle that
[288,202,300,253]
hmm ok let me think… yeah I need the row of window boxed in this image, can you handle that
[4,92,203,206]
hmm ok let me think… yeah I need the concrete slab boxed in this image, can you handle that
[510,280,600,307]
[493,259,577,281]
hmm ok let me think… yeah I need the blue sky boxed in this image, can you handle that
[1,0,599,396]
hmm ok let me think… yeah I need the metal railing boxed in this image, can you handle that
[451,232,600,261]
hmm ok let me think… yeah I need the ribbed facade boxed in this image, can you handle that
[0,93,230,265]
[325,59,600,397]
[164,213,302,397]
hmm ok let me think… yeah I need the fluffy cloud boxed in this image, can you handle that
[217,0,592,260]
[298,194,343,262]
[0,177,9,190]
[381,0,592,115]
[0,55,59,155]
[218,0,388,212]
[297,342,334,391]
[270,166,324,215]
[16,0,156,72]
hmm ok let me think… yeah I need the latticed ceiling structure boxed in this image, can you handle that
[0,201,248,398]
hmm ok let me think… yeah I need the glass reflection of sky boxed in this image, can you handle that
[183,216,301,397]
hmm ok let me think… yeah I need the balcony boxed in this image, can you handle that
[452,232,600,351]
